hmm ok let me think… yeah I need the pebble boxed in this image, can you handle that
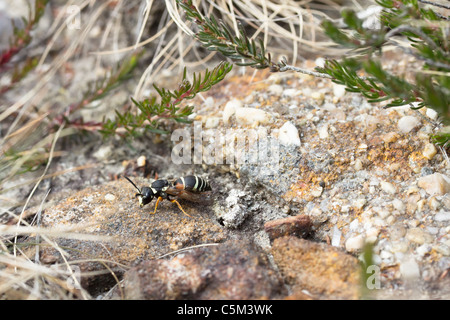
[422,143,437,160]
[345,234,365,253]
[283,88,300,97]
[381,132,399,144]
[223,99,242,125]
[318,124,329,139]
[205,117,220,129]
[310,185,323,198]
[418,173,450,196]
[310,91,324,105]
[406,227,433,245]
[426,108,438,120]
[136,155,146,167]
[380,181,396,194]
[398,116,421,133]
[278,121,301,146]
[354,158,363,171]
[104,193,116,201]
[331,225,342,247]
[435,244,450,256]
[428,197,440,210]
[93,145,112,161]
[380,250,394,264]
[365,227,380,243]
[268,84,283,96]
[434,211,450,222]
[315,57,325,68]
[235,107,272,126]
[416,244,431,257]
[391,240,409,253]
[392,199,405,212]
[332,83,346,100]
[399,258,421,281]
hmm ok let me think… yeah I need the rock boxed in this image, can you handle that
[40,179,226,296]
[204,117,220,129]
[422,143,437,160]
[406,227,433,245]
[426,108,438,120]
[380,181,396,194]
[136,155,146,167]
[223,99,242,125]
[271,236,361,299]
[381,132,399,144]
[434,244,450,256]
[278,121,301,146]
[399,257,421,281]
[418,173,450,196]
[318,124,329,139]
[310,185,323,197]
[235,107,272,126]
[113,239,287,300]
[332,83,346,100]
[434,211,450,222]
[392,199,405,212]
[282,88,299,97]
[264,215,312,241]
[398,116,421,134]
[93,145,113,161]
[104,193,115,201]
[354,158,363,170]
[345,234,365,253]
[219,189,249,228]
[310,91,325,105]
[268,84,283,96]
[331,226,342,247]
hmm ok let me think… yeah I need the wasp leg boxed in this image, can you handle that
[152,196,164,214]
[170,199,192,218]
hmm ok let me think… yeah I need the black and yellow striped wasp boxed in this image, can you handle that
[124,175,212,217]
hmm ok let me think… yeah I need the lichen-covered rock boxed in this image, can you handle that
[271,236,361,300]
[115,239,287,300]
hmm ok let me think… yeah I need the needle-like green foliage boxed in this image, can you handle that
[177,0,283,71]
[318,0,449,144]
[100,61,233,138]
[178,0,449,145]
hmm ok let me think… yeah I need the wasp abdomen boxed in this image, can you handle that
[174,175,211,192]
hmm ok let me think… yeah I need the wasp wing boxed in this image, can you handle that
[165,187,213,203]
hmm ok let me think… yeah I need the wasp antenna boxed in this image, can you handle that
[124,175,142,194]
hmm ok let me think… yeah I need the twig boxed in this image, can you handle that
[418,0,450,10]
[278,64,333,79]
[385,25,439,50]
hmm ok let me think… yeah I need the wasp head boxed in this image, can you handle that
[124,176,155,208]
[137,187,154,207]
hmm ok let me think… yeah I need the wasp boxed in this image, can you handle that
[124,175,212,218]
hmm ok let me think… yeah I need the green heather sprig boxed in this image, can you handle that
[100,61,233,138]
[318,0,449,144]
[178,0,449,145]
[177,0,283,71]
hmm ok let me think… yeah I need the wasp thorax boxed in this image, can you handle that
[151,179,170,191]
